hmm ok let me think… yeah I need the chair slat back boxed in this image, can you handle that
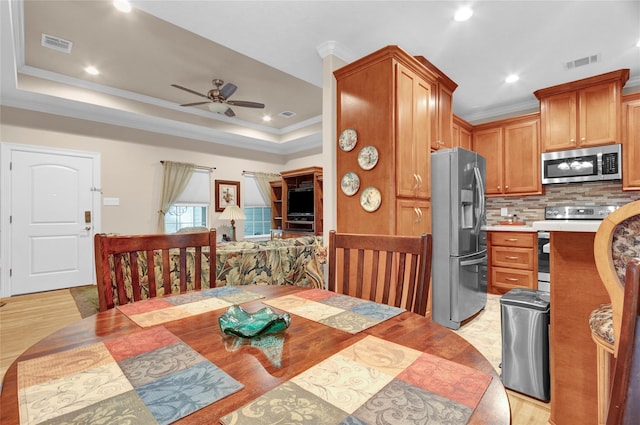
[606,257,640,425]
[328,230,432,316]
[94,229,216,311]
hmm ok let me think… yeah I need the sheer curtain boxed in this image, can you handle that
[252,172,281,204]
[157,161,195,232]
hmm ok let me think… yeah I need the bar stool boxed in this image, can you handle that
[590,200,640,425]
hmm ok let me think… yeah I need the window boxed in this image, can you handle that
[164,169,210,233]
[243,175,271,237]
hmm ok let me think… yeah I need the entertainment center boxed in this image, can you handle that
[270,166,323,237]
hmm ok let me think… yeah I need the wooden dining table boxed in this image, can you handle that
[0,285,510,424]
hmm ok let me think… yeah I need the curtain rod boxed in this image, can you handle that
[160,161,215,171]
[242,170,281,177]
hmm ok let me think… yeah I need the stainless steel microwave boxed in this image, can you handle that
[541,144,622,185]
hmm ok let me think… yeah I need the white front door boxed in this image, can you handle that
[9,148,98,295]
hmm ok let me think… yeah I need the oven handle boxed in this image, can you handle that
[543,243,550,254]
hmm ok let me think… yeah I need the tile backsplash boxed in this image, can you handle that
[486,182,640,225]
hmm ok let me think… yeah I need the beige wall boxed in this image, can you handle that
[1,106,321,238]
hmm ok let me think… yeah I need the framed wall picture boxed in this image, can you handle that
[215,180,240,212]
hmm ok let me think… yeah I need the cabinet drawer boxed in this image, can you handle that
[491,267,535,290]
[491,247,535,269]
[490,232,535,248]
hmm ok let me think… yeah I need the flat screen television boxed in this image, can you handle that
[287,187,314,217]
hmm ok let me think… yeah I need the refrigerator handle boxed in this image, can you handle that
[460,255,488,267]
[473,166,486,235]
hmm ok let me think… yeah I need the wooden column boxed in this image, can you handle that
[549,231,610,425]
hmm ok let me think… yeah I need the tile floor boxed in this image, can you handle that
[453,293,503,373]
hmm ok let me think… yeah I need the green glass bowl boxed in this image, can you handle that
[219,305,291,338]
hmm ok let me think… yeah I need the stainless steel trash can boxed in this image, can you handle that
[500,288,550,401]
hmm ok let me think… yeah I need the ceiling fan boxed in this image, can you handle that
[171,79,265,117]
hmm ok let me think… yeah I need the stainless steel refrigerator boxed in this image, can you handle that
[431,147,487,329]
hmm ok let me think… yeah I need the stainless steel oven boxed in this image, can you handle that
[538,205,619,292]
[537,231,550,292]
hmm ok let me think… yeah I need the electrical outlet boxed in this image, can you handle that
[500,207,509,217]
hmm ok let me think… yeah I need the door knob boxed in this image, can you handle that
[85,226,91,231]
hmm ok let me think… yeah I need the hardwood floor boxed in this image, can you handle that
[0,289,81,381]
[1,289,550,424]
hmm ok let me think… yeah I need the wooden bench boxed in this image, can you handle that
[94,229,216,311]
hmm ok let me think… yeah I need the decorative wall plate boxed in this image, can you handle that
[340,172,360,196]
[357,146,379,170]
[339,128,358,152]
[360,186,381,212]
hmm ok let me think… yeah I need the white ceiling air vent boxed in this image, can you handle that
[564,54,601,70]
[41,33,73,54]
[278,111,296,118]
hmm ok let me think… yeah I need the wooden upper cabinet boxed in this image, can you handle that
[473,115,542,197]
[414,56,458,152]
[396,63,431,200]
[453,114,473,150]
[503,118,541,195]
[473,127,503,195]
[535,69,629,152]
[622,93,640,191]
[334,46,439,236]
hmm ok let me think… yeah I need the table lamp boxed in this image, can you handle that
[219,205,245,241]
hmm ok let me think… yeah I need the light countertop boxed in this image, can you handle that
[484,225,536,232]
[531,220,603,233]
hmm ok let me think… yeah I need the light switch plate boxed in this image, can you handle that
[500,207,509,216]
[103,197,120,206]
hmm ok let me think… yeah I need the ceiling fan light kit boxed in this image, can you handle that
[208,102,229,114]
[172,78,265,117]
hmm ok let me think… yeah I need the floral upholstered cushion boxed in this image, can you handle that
[109,236,325,305]
[589,303,615,345]
[612,215,640,284]
[215,236,325,287]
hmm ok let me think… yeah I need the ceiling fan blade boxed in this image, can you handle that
[180,101,210,107]
[220,83,237,99]
[171,84,209,99]
[224,107,235,117]
[226,100,265,109]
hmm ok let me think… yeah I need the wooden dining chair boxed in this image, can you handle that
[94,229,216,311]
[327,230,433,316]
[590,200,640,424]
[606,257,640,425]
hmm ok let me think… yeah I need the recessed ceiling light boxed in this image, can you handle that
[505,74,519,83]
[262,115,272,122]
[84,66,99,75]
[454,7,473,22]
[113,0,132,13]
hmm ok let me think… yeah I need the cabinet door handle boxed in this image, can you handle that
[581,137,586,142]
[416,174,423,188]
[505,256,519,260]
[570,138,575,143]
[497,185,501,190]
[505,238,519,242]
[414,208,421,223]
[505,277,519,282]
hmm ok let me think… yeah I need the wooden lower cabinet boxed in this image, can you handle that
[488,231,537,294]
[396,199,431,236]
